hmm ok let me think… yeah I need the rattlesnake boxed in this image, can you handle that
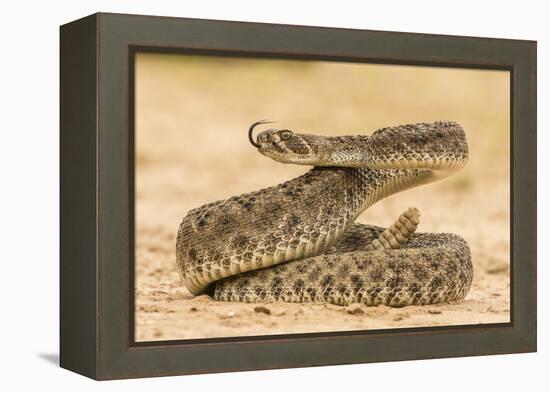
[176,121,473,306]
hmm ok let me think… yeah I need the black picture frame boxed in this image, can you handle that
[60,12,537,380]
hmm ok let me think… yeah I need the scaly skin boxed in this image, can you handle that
[176,121,472,306]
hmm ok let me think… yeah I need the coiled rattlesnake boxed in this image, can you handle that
[176,121,473,306]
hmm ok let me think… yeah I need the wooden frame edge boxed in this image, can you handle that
[60,13,99,379]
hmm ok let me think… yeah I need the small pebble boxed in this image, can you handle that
[216,311,237,319]
[428,310,442,314]
[254,306,271,315]
[346,304,365,315]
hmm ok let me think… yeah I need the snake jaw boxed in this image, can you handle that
[257,132,332,166]
[248,120,275,148]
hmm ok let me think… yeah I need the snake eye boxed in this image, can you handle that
[280,130,293,140]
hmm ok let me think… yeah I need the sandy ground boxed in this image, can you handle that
[134,54,510,341]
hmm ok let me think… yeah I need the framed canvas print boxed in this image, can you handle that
[60,12,537,380]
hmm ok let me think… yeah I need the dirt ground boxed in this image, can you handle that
[134,54,510,341]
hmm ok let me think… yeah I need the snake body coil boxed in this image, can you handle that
[176,121,473,306]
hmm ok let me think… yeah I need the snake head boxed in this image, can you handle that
[249,121,329,165]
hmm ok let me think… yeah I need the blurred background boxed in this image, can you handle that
[135,53,510,341]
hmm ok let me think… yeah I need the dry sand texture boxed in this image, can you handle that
[135,53,510,341]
